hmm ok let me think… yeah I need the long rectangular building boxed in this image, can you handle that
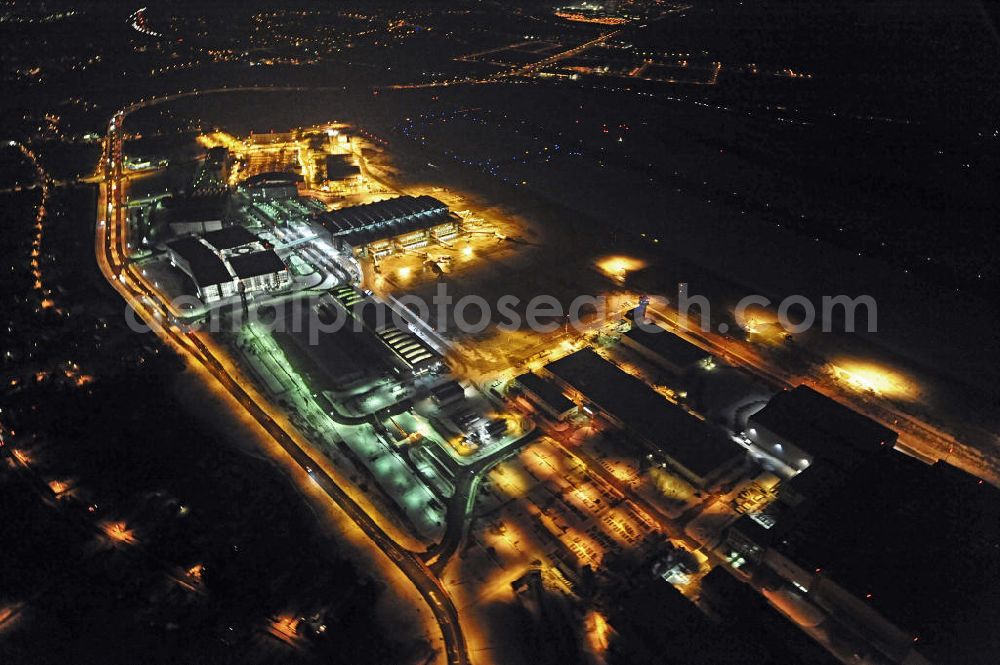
[542,349,744,488]
[746,385,897,474]
[513,372,577,420]
[622,318,713,376]
[328,285,441,375]
[319,195,459,257]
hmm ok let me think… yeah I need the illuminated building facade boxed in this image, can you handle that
[166,225,291,303]
[319,195,461,257]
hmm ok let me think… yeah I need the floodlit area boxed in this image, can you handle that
[827,359,919,401]
[131,114,939,598]
[99,520,137,546]
[100,93,996,665]
[125,122,396,317]
[1,0,993,663]
[364,204,522,292]
[117,118,552,551]
[595,254,647,283]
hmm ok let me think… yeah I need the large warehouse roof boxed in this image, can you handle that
[378,326,437,370]
[749,385,896,465]
[545,349,743,480]
[166,236,231,286]
[774,456,1000,663]
[202,225,257,251]
[334,213,454,248]
[320,195,448,236]
[228,251,287,279]
[624,320,711,370]
[514,372,575,415]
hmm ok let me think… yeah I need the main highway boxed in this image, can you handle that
[95,91,471,665]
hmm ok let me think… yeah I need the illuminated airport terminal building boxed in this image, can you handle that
[318,195,461,258]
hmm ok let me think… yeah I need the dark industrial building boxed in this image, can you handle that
[723,452,999,665]
[328,285,441,375]
[512,372,577,420]
[319,195,460,257]
[163,193,229,235]
[746,385,898,474]
[604,572,835,665]
[431,380,466,406]
[323,153,361,182]
[228,251,290,294]
[542,349,744,488]
[165,235,235,303]
[622,316,713,377]
[166,225,290,304]
[273,302,372,390]
[238,171,303,201]
[201,225,257,250]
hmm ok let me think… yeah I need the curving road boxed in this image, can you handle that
[95,88,471,665]
[422,428,539,575]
